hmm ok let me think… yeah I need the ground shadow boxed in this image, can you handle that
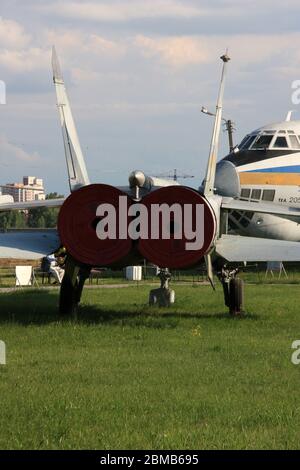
[0,289,259,326]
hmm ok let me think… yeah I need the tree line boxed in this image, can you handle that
[0,193,64,230]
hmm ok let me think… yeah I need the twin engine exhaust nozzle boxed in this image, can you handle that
[58,184,217,269]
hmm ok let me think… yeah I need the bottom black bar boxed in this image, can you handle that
[0,450,299,466]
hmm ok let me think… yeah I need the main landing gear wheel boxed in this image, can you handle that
[217,265,245,316]
[59,257,90,316]
[59,275,79,316]
[229,277,244,316]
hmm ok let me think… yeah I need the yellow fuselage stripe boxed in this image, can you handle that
[239,172,300,185]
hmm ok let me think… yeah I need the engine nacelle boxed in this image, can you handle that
[58,184,217,269]
[138,186,216,268]
[58,184,133,266]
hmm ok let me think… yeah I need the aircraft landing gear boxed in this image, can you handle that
[149,268,175,307]
[59,256,90,316]
[217,265,244,315]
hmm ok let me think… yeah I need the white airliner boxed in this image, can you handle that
[0,48,300,315]
[215,118,300,242]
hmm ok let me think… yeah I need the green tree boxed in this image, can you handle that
[0,211,26,230]
[0,193,65,230]
[28,193,64,228]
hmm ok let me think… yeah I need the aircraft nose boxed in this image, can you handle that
[129,170,146,188]
[215,160,240,197]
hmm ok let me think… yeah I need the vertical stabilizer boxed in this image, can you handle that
[52,46,90,192]
[203,53,230,197]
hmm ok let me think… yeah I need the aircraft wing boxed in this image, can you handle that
[221,198,300,220]
[0,198,65,211]
[216,234,300,261]
[0,199,63,259]
[0,230,60,259]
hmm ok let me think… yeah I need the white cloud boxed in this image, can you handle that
[88,34,125,56]
[135,35,209,67]
[1,2,300,193]
[134,33,300,69]
[44,30,125,58]
[70,67,101,83]
[44,30,84,52]
[0,17,31,49]
[2,15,297,77]
[0,18,48,73]
[0,47,49,72]
[39,1,205,22]
[220,34,295,65]
[0,135,40,164]
[0,26,124,74]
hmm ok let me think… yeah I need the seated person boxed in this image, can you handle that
[46,253,65,284]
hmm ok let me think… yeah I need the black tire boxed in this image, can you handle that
[149,290,157,305]
[59,276,79,316]
[222,282,230,307]
[229,278,244,315]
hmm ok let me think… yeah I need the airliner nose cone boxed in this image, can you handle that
[129,170,146,188]
[215,160,240,197]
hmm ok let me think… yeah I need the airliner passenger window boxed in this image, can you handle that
[289,135,300,149]
[251,135,273,149]
[273,136,288,148]
[262,189,275,201]
[251,189,261,200]
[241,188,250,199]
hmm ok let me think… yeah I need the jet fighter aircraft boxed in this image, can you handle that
[1,48,300,315]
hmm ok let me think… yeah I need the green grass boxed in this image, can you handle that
[1,264,300,287]
[0,284,300,450]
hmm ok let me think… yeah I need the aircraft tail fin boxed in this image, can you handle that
[52,46,90,192]
[203,53,230,197]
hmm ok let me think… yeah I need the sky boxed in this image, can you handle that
[0,0,300,195]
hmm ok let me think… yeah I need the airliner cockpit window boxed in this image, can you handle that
[289,135,300,149]
[238,135,250,148]
[239,134,257,149]
[273,136,289,148]
[251,135,274,149]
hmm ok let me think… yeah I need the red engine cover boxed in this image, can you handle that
[138,186,216,269]
[58,184,133,266]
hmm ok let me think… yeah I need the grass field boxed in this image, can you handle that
[0,283,300,450]
[2,264,300,287]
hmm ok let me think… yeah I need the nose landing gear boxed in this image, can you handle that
[149,268,175,307]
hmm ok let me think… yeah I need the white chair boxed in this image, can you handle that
[15,266,35,287]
